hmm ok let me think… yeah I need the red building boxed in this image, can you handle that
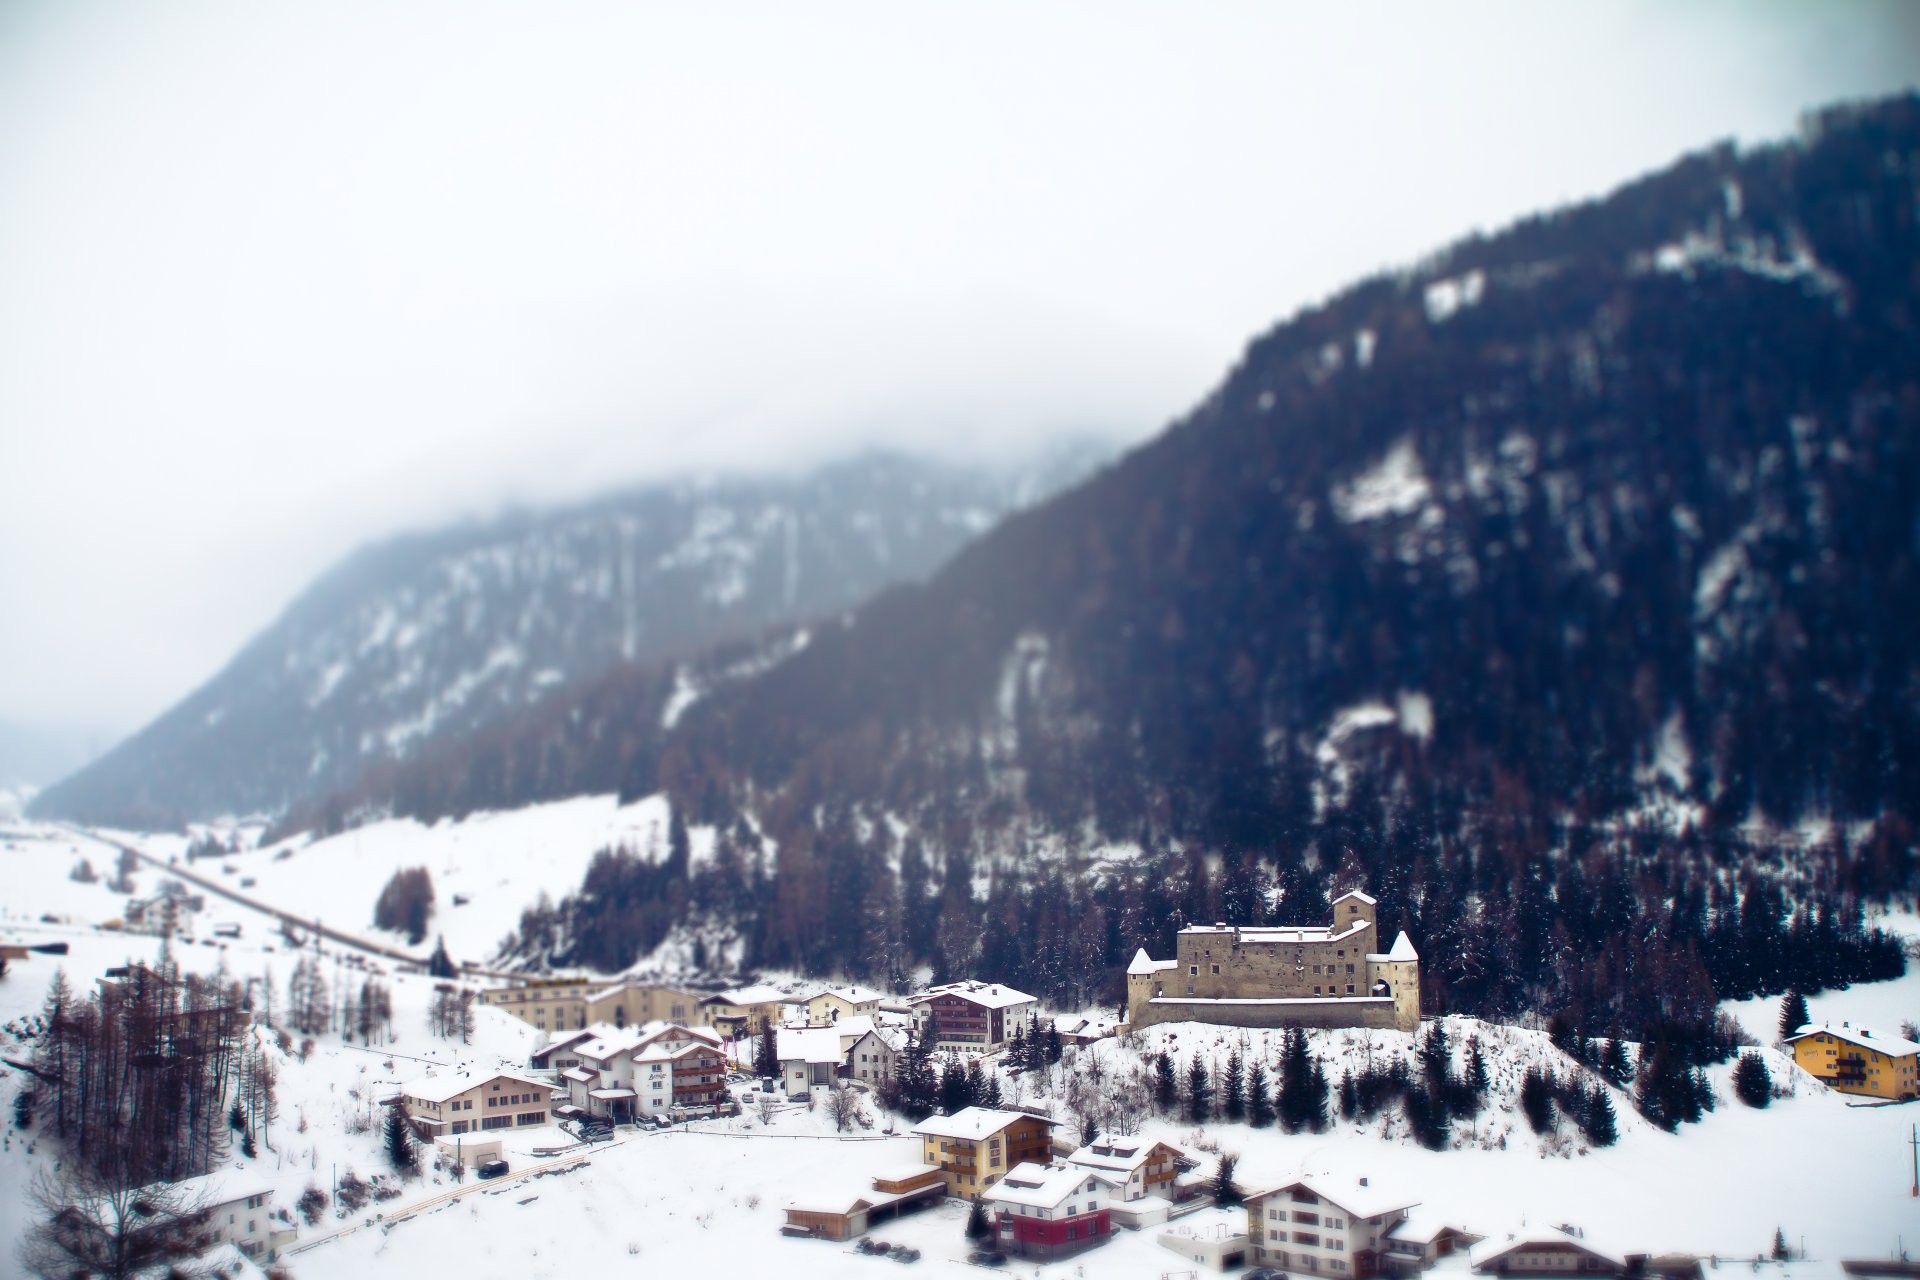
[981,1162,1117,1261]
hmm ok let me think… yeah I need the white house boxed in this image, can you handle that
[800,984,886,1026]
[1244,1176,1418,1275]
[981,1161,1118,1261]
[906,980,1038,1052]
[166,1170,278,1263]
[561,1020,727,1121]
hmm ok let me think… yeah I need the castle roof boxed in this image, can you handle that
[1332,889,1378,907]
[1387,931,1419,962]
[1128,948,1178,975]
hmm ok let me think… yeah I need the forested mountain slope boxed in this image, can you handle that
[31,449,1103,827]
[310,98,1920,1037]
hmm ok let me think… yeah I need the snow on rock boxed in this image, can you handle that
[1423,268,1486,323]
[1332,438,1433,523]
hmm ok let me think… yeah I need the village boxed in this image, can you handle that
[6,839,1915,1280]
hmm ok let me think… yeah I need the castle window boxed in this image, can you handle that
[1346,984,1356,995]
[1211,965,1220,975]
[1189,966,1198,976]
[1314,986,1321,995]
[1313,965,1322,974]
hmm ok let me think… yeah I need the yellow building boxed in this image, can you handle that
[1784,1021,1919,1100]
[479,977,707,1034]
[911,1107,1059,1201]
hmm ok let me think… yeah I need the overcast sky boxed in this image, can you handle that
[1,0,1915,742]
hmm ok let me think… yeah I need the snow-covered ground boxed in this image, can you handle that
[4,824,1917,1275]
[87,793,692,964]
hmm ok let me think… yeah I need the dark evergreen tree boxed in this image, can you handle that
[1778,991,1810,1040]
[1247,1061,1274,1128]
[1520,1066,1556,1134]
[1580,1084,1617,1147]
[1154,1052,1178,1114]
[966,1200,992,1243]
[427,936,455,979]
[1222,1048,1246,1122]
[941,1059,971,1116]
[1209,1153,1242,1206]
[753,1017,780,1080]
[1733,1051,1772,1108]
[1598,1036,1633,1088]
[384,1102,418,1174]
[1184,1055,1212,1124]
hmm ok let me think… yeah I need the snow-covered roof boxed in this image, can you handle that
[912,1106,1055,1142]
[873,1161,942,1185]
[1785,1020,1920,1058]
[1183,919,1373,944]
[1244,1176,1416,1222]
[400,1070,548,1104]
[704,983,787,1007]
[1388,931,1420,962]
[636,1039,724,1064]
[1128,948,1178,976]
[982,1161,1114,1210]
[589,1087,636,1100]
[907,980,1037,1010]
[531,1028,596,1058]
[843,1022,908,1053]
[157,1168,275,1210]
[1332,889,1378,907]
[1471,1225,1628,1272]
[184,1241,269,1280]
[778,1026,847,1065]
[1066,1137,1176,1175]
[561,1067,597,1083]
[1387,1208,1481,1247]
[804,984,884,1005]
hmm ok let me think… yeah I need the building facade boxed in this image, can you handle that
[983,1162,1115,1260]
[1784,1021,1919,1100]
[398,1071,552,1139]
[1127,890,1420,1034]
[479,977,707,1035]
[1245,1177,1417,1277]
[907,981,1038,1052]
[912,1107,1058,1200]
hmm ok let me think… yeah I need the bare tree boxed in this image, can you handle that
[19,1163,211,1280]
[824,1085,866,1133]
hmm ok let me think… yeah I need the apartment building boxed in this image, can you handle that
[1245,1176,1417,1276]
[398,1070,552,1139]
[906,981,1038,1053]
[912,1107,1058,1200]
[1784,1021,1919,1100]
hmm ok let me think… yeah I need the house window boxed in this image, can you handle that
[1189,965,1198,976]
[1211,965,1220,975]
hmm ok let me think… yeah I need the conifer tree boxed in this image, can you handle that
[1209,1153,1241,1206]
[1153,1052,1178,1114]
[966,1200,992,1243]
[1246,1061,1274,1128]
[1184,1055,1212,1124]
[1580,1083,1617,1146]
[1778,991,1810,1041]
[753,1017,781,1080]
[1598,1035,1633,1087]
[1519,1066,1556,1134]
[384,1102,418,1175]
[427,936,456,979]
[965,1059,988,1109]
[1222,1048,1246,1122]
[1733,1051,1772,1108]
[941,1058,971,1116]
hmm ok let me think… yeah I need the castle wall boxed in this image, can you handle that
[1125,892,1420,1034]
[1130,996,1410,1033]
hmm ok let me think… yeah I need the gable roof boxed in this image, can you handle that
[1784,1020,1920,1058]
[703,983,788,1007]
[778,1026,848,1065]
[982,1161,1115,1210]
[912,1106,1056,1142]
[1331,889,1378,907]
[907,981,1037,1011]
[1065,1138,1178,1175]
[1243,1176,1417,1222]
[1472,1226,1628,1272]
[529,1028,596,1061]
[400,1069,550,1105]
[804,984,885,1005]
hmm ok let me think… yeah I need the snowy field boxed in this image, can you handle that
[80,793,689,965]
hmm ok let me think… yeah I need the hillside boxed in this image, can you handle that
[363,96,1920,1031]
[29,447,1104,829]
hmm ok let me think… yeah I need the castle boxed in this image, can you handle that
[1125,889,1421,1034]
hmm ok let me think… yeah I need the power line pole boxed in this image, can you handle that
[1909,1122,1917,1198]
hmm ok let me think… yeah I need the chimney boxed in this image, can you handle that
[1359,1176,1370,1187]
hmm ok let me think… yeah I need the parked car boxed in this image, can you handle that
[892,1247,921,1263]
[476,1159,510,1180]
[966,1251,1007,1267]
[646,1113,673,1129]
[1245,1270,1290,1280]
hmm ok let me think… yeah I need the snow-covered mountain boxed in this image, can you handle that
[29,447,1107,827]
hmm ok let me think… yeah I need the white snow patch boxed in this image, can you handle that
[660,666,702,730]
[1423,268,1486,323]
[1332,438,1432,522]
[1395,690,1434,741]
[1354,327,1376,368]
